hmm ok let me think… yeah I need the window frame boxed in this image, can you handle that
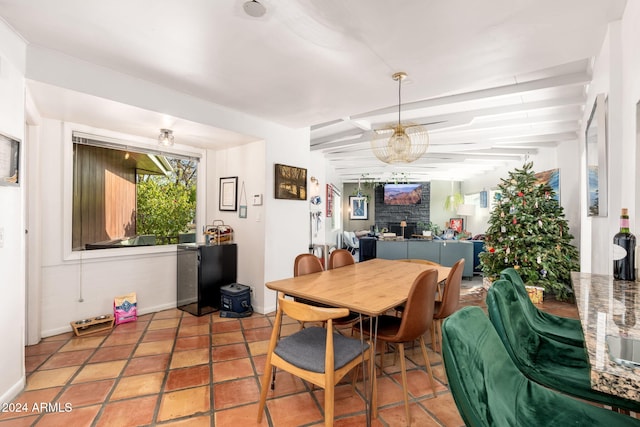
[62,123,206,262]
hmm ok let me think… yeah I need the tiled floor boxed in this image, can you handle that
[1,282,579,427]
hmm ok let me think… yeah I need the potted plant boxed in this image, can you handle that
[417,221,430,236]
[417,221,440,237]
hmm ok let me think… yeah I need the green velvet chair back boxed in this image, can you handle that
[487,279,640,412]
[499,267,584,347]
[442,307,640,426]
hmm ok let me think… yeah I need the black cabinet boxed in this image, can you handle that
[177,243,237,316]
[359,237,377,262]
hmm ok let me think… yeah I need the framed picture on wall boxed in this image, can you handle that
[534,168,561,202]
[585,93,608,217]
[449,217,463,233]
[274,163,307,200]
[219,176,238,211]
[0,133,20,186]
[349,196,368,220]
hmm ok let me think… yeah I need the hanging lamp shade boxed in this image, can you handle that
[371,72,429,164]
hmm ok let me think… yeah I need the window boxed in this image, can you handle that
[72,133,199,251]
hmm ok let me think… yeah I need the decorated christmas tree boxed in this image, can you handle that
[479,162,579,300]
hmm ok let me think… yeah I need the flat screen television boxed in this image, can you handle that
[383,183,422,205]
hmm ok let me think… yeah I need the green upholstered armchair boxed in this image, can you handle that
[442,306,640,427]
[487,279,640,413]
[500,267,584,347]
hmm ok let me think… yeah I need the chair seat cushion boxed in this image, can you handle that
[274,327,369,373]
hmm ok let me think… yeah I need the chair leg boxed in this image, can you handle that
[431,319,443,352]
[398,343,411,425]
[430,322,437,352]
[324,384,334,427]
[418,336,437,396]
[369,350,379,420]
[257,361,273,422]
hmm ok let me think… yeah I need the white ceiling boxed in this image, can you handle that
[0,0,628,181]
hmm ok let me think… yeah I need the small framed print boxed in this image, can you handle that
[349,196,368,220]
[449,218,463,233]
[219,176,238,211]
[239,205,247,218]
[0,133,20,186]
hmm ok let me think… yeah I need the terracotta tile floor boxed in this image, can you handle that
[0,282,580,427]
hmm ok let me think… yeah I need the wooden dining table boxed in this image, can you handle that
[265,258,451,425]
[266,258,451,317]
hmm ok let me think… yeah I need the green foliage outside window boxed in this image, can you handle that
[136,159,197,244]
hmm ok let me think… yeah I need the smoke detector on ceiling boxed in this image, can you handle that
[244,0,266,18]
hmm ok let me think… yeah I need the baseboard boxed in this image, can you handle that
[41,302,179,338]
[0,376,25,405]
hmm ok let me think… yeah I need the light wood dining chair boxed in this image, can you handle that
[257,292,377,426]
[431,258,464,353]
[354,269,439,425]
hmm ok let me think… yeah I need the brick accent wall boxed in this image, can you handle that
[374,182,430,235]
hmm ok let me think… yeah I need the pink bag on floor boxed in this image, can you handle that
[114,292,138,325]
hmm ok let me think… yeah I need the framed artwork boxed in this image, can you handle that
[219,176,238,211]
[479,190,488,208]
[0,133,20,186]
[585,93,608,217]
[535,168,560,202]
[449,218,463,233]
[349,196,368,220]
[274,163,307,200]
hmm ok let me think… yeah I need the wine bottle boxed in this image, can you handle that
[613,208,636,281]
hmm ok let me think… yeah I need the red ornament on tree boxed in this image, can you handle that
[518,191,524,197]
[512,217,517,225]
[489,247,495,253]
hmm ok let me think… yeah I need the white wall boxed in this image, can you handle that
[18,47,312,330]
[35,119,203,337]
[0,20,27,404]
[580,14,639,275]
[208,140,267,313]
[262,128,311,314]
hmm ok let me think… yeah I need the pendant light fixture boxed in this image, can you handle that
[158,129,174,147]
[371,72,429,164]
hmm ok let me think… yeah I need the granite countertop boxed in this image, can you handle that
[571,272,640,402]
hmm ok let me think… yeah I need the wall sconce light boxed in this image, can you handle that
[310,176,319,186]
[158,129,174,147]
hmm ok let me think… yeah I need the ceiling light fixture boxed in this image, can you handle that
[243,0,266,18]
[158,128,174,147]
[371,72,429,164]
